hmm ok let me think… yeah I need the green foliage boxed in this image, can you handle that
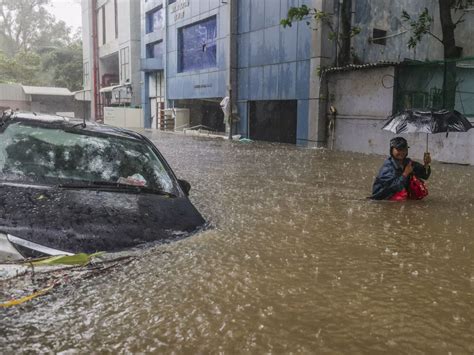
[280,5,310,27]
[0,50,42,85]
[281,2,360,66]
[0,0,82,90]
[402,8,435,48]
[41,41,84,91]
[402,1,470,51]
[350,26,361,37]
[281,6,334,32]
[0,0,71,56]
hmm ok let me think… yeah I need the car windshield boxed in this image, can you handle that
[0,122,177,194]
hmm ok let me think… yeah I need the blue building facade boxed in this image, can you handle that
[141,0,316,144]
[236,0,313,144]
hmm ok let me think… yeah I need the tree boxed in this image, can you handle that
[280,1,360,67]
[0,50,42,85]
[41,41,83,91]
[0,0,71,57]
[402,1,469,109]
[0,0,82,91]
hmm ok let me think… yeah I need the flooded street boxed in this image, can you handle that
[1,132,473,353]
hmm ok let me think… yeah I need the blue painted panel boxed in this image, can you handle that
[174,76,185,99]
[249,30,265,66]
[263,64,279,99]
[238,0,250,33]
[198,72,214,97]
[209,0,219,10]
[280,0,299,20]
[297,99,309,144]
[264,26,280,65]
[167,52,177,77]
[296,60,310,99]
[218,7,229,38]
[250,0,265,31]
[237,68,249,100]
[264,0,280,28]
[217,38,228,71]
[296,21,311,60]
[167,25,177,52]
[279,24,297,62]
[200,0,210,13]
[237,102,249,137]
[167,78,179,99]
[182,75,196,98]
[217,70,227,97]
[142,73,151,128]
[191,0,199,17]
[279,62,296,99]
[299,0,312,7]
[249,66,264,100]
[237,33,250,68]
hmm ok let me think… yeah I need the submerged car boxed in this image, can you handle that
[0,112,205,261]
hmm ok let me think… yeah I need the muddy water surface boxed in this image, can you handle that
[1,132,473,353]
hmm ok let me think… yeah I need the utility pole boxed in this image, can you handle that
[227,0,237,140]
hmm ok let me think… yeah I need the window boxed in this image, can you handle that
[101,7,106,44]
[178,16,217,73]
[120,47,130,82]
[114,0,118,39]
[0,122,177,194]
[83,62,89,86]
[146,7,164,34]
[146,41,164,59]
[372,29,387,45]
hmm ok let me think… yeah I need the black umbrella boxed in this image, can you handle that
[383,109,473,151]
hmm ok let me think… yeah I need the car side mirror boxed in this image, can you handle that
[178,179,191,196]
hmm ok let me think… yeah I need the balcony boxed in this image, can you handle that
[140,57,164,72]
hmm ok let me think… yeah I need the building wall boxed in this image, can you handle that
[327,67,474,165]
[166,0,228,101]
[28,95,75,115]
[236,0,324,145]
[352,1,474,63]
[82,0,142,119]
[141,0,165,128]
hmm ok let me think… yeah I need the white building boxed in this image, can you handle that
[81,0,142,121]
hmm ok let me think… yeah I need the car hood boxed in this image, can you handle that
[0,183,205,254]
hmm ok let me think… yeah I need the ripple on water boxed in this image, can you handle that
[1,133,473,353]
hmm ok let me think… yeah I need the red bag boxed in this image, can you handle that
[390,189,408,201]
[408,176,429,200]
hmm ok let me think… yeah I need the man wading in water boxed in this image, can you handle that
[371,137,431,201]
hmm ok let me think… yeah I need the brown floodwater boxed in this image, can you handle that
[1,131,473,353]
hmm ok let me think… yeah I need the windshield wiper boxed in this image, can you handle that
[58,180,177,197]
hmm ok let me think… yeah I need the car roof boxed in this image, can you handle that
[1,111,144,141]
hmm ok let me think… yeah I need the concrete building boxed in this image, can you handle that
[141,0,233,133]
[0,84,76,116]
[324,0,474,164]
[82,0,142,121]
[135,0,472,163]
[140,0,327,145]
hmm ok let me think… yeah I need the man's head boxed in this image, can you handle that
[390,137,409,160]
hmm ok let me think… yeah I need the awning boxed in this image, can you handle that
[22,85,72,96]
[73,89,91,101]
[100,85,121,93]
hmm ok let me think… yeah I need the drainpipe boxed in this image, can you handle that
[91,0,101,121]
[164,0,169,111]
[227,0,236,140]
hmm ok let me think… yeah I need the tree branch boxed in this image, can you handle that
[427,31,444,44]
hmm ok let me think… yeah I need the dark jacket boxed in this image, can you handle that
[371,156,431,200]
